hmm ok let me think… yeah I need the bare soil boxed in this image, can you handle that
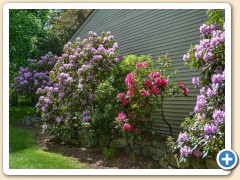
[15,124,161,169]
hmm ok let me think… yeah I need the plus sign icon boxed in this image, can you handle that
[217,149,238,170]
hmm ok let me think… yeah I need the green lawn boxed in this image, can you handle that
[9,106,89,169]
[9,105,35,125]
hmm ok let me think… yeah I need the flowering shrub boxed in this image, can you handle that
[36,31,121,140]
[168,10,225,161]
[115,54,189,140]
[91,55,157,135]
[12,52,58,102]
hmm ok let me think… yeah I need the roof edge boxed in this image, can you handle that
[69,9,97,42]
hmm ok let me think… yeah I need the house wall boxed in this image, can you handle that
[70,9,208,137]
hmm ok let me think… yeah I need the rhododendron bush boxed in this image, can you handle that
[36,31,121,140]
[168,10,225,161]
[11,52,58,103]
[115,54,189,140]
[91,55,156,135]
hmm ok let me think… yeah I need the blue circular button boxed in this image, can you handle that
[217,149,238,170]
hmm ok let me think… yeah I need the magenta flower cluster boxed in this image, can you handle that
[116,56,188,137]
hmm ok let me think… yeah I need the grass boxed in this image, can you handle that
[9,105,35,125]
[9,106,89,169]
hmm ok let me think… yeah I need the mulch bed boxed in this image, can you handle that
[14,124,161,169]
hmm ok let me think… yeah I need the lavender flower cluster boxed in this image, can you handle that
[175,20,225,159]
[12,52,58,95]
[36,31,120,138]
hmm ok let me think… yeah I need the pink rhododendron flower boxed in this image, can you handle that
[125,72,135,89]
[151,86,160,95]
[141,90,150,97]
[126,90,133,97]
[118,112,126,121]
[122,123,134,132]
[144,80,152,87]
[142,61,149,67]
[178,82,186,89]
[155,78,168,86]
[135,62,143,68]
[122,98,130,105]
[162,78,169,86]
[182,88,189,95]
[118,93,125,100]
[148,72,160,78]
[127,112,135,119]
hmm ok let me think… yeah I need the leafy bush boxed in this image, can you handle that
[11,52,58,103]
[36,31,121,140]
[168,10,225,161]
[115,54,189,140]
[91,55,156,135]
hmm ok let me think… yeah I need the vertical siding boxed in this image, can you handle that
[70,9,208,137]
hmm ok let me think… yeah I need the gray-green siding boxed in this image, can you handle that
[70,9,208,137]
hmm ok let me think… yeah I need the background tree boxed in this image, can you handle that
[10,9,92,105]
[9,9,52,79]
[37,9,92,56]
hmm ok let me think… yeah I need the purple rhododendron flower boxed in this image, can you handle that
[44,98,52,104]
[204,123,217,135]
[195,50,202,60]
[78,84,84,89]
[193,149,201,158]
[43,113,50,120]
[192,77,200,87]
[36,103,42,107]
[54,87,59,92]
[88,93,94,100]
[183,53,190,62]
[67,77,73,83]
[109,52,115,57]
[82,110,90,116]
[59,92,65,98]
[66,116,71,121]
[194,105,200,114]
[41,106,47,113]
[178,132,189,142]
[211,73,225,83]
[82,100,87,105]
[82,116,90,122]
[203,51,213,61]
[42,124,48,130]
[180,146,192,157]
[37,88,43,93]
[56,117,62,123]
[213,109,225,123]
[200,24,210,34]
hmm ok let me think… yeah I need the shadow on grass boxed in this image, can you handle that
[9,105,36,152]
[9,127,36,153]
[9,105,35,125]
[9,105,89,169]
